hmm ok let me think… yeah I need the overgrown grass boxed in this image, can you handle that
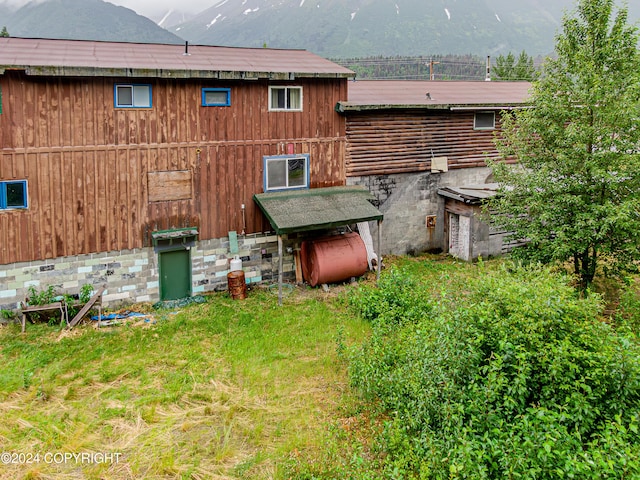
[0,285,370,479]
[4,254,639,479]
[290,257,640,479]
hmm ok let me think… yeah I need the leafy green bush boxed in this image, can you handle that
[348,266,434,327]
[26,284,58,306]
[348,263,640,479]
[615,281,640,335]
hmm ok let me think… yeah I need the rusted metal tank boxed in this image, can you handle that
[227,270,247,300]
[300,233,368,287]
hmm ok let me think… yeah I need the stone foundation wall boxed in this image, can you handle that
[348,167,494,255]
[0,232,296,314]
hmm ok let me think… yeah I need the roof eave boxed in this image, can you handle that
[1,66,353,80]
[336,102,530,113]
[437,189,482,204]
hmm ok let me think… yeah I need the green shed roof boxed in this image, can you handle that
[253,186,383,235]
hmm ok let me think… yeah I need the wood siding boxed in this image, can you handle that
[345,110,507,176]
[0,71,347,264]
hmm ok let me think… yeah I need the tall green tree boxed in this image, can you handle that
[486,0,640,290]
[493,50,537,80]
[0,26,9,38]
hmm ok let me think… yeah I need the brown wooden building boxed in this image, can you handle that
[0,39,531,309]
[0,37,354,307]
[336,80,531,256]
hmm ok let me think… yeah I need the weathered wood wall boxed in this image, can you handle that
[345,110,508,176]
[0,71,347,264]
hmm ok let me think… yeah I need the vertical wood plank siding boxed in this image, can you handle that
[0,72,347,264]
[345,110,506,176]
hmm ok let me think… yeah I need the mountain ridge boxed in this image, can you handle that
[1,0,638,58]
[0,0,182,44]
[168,0,640,57]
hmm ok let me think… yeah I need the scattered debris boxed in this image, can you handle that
[152,295,207,310]
[92,311,150,328]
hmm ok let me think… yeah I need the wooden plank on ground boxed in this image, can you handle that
[68,286,105,329]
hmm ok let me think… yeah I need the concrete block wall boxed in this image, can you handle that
[192,232,296,294]
[348,167,494,255]
[0,232,296,314]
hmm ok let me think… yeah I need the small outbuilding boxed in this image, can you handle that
[437,184,521,261]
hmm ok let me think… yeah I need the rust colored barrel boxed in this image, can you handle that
[227,270,247,300]
[300,233,368,287]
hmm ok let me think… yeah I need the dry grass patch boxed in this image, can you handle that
[0,285,370,479]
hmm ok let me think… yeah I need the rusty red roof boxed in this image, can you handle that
[338,80,532,111]
[0,37,354,79]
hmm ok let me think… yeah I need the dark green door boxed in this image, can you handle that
[159,249,191,301]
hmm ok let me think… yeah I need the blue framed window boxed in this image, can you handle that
[0,180,28,210]
[263,154,309,192]
[114,84,152,108]
[202,88,231,106]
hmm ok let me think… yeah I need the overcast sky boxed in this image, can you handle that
[3,0,217,17]
[109,0,215,16]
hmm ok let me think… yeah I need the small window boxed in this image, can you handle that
[114,84,152,108]
[474,112,495,130]
[0,180,28,210]
[202,88,231,106]
[269,86,302,111]
[264,154,309,191]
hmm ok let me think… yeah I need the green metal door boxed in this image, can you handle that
[159,248,191,301]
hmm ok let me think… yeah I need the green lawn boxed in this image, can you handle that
[0,283,370,479]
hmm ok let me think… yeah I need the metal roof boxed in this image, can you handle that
[253,186,383,235]
[438,184,499,204]
[337,80,532,112]
[0,37,355,80]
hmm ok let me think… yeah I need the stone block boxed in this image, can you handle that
[103,292,131,303]
[0,289,17,299]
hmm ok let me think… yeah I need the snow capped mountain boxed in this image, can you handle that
[153,9,197,28]
[1,0,637,58]
[164,0,585,57]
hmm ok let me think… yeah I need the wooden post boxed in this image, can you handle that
[278,234,283,306]
[377,219,382,283]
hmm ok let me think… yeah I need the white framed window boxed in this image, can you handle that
[474,111,495,130]
[263,154,309,192]
[114,84,152,108]
[0,180,28,210]
[269,86,303,111]
[202,88,231,106]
